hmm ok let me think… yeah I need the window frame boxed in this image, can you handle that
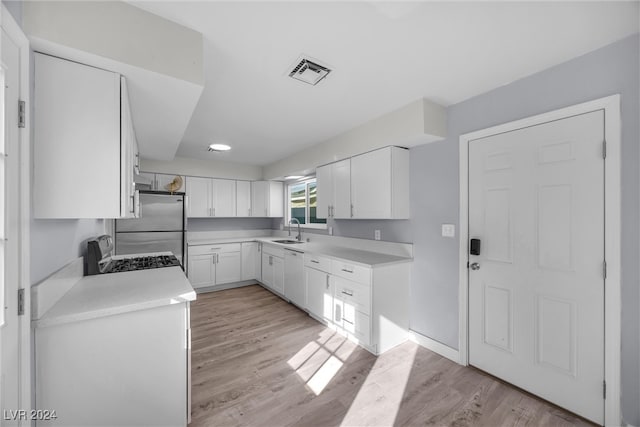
[286,178,327,230]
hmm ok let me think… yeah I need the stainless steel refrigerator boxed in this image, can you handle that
[115,192,186,265]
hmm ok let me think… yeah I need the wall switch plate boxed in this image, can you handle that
[374,229,381,241]
[442,224,455,238]
[328,226,333,235]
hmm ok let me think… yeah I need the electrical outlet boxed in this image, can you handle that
[328,226,333,235]
[374,229,381,241]
[442,224,455,238]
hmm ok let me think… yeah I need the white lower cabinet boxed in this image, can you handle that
[188,244,242,289]
[284,249,305,308]
[261,244,284,294]
[35,302,190,426]
[241,242,260,281]
[188,253,215,288]
[305,266,333,323]
[304,253,410,355]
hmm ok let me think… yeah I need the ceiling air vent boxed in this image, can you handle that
[287,56,331,86]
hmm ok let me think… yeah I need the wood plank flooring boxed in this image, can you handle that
[190,285,594,427]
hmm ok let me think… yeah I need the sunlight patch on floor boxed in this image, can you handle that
[286,331,356,396]
[307,355,344,395]
[340,343,417,426]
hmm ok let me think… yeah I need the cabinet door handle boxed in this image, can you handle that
[350,204,354,218]
[341,268,354,274]
[343,317,353,325]
[341,290,354,297]
[213,207,216,216]
[210,247,221,251]
[326,275,330,289]
[328,206,331,218]
[129,195,135,213]
[335,303,341,322]
[331,205,335,217]
[310,259,319,264]
[269,255,273,266]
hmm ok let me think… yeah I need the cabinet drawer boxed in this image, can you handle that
[304,253,331,272]
[262,244,285,258]
[333,276,370,315]
[331,260,371,284]
[335,298,370,346]
[189,243,241,255]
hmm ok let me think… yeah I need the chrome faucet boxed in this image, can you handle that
[288,218,302,242]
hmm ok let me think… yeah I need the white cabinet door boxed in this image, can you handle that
[268,181,284,217]
[315,164,332,219]
[261,253,274,288]
[251,181,268,217]
[236,180,252,217]
[272,256,284,294]
[332,159,351,219]
[212,179,236,217]
[306,267,333,322]
[188,254,215,289]
[34,53,121,218]
[351,148,392,219]
[186,177,211,217]
[120,77,137,218]
[241,242,258,281]
[156,174,185,193]
[284,250,305,308]
[215,252,241,285]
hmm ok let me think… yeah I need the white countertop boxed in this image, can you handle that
[34,266,196,328]
[189,236,412,267]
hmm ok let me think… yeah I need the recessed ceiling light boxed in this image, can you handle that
[285,175,304,180]
[208,143,231,152]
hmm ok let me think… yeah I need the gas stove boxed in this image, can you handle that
[106,254,181,273]
[87,235,182,275]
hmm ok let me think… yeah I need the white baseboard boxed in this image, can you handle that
[409,330,461,364]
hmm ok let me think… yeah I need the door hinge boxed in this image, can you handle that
[603,380,606,399]
[17,288,25,316]
[603,260,607,280]
[18,100,25,128]
[602,140,607,159]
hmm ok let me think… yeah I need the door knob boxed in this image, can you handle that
[470,262,481,270]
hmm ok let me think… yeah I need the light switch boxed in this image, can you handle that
[442,224,455,238]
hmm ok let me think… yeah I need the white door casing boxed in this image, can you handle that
[1,5,32,423]
[459,95,621,426]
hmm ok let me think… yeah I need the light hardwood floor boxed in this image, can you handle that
[190,285,594,427]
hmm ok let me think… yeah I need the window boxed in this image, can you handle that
[287,179,326,229]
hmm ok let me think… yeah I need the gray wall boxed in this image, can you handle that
[30,219,104,284]
[411,34,639,425]
[3,0,22,26]
[188,217,273,232]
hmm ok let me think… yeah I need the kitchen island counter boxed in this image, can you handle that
[34,264,196,328]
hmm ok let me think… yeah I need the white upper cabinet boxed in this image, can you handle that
[236,180,252,217]
[34,53,137,218]
[251,181,283,217]
[350,146,410,219]
[136,173,186,192]
[212,179,236,217]
[186,177,236,217]
[332,159,351,219]
[315,164,332,219]
[186,177,211,217]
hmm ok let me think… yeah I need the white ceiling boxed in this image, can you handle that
[130,1,639,166]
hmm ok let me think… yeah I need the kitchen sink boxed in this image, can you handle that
[272,239,304,244]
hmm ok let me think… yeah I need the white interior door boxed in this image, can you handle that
[468,110,605,423]
[1,24,23,422]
